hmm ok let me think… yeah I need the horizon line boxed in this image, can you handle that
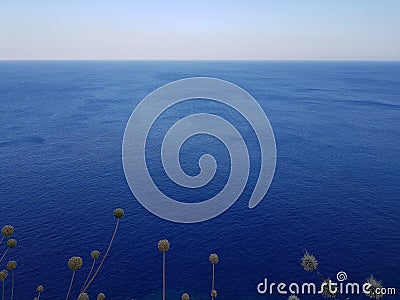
[1,58,400,62]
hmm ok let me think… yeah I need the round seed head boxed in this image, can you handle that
[158,239,170,252]
[1,225,14,237]
[7,261,17,270]
[7,239,17,248]
[78,293,89,300]
[113,208,124,219]
[37,285,44,292]
[321,279,337,298]
[301,251,318,271]
[209,254,219,264]
[211,290,217,298]
[288,295,300,300]
[91,250,100,259]
[0,270,8,281]
[97,293,105,300]
[364,276,384,299]
[181,293,190,300]
[68,256,83,271]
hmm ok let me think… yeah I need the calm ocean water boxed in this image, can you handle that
[0,61,399,299]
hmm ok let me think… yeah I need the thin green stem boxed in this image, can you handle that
[37,291,41,300]
[212,264,215,290]
[10,270,14,300]
[65,271,75,300]
[0,248,8,264]
[81,259,96,293]
[317,271,325,281]
[82,218,120,293]
[162,251,166,300]
[211,264,215,300]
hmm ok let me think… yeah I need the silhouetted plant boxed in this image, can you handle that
[82,208,124,293]
[66,256,83,300]
[78,292,89,300]
[158,239,170,300]
[300,252,338,299]
[36,285,44,300]
[0,226,13,245]
[181,292,190,300]
[81,250,100,293]
[0,270,8,300]
[364,276,384,299]
[301,250,326,282]
[300,252,386,300]
[209,254,219,300]
[321,278,337,298]
[301,251,318,272]
[0,208,123,299]
[6,260,17,300]
[0,239,17,264]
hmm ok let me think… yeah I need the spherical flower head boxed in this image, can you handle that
[113,208,124,219]
[37,285,44,292]
[1,225,14,237]
[158,239,170,252]
[211,289,217,298]
[288,295,300,300]
[181,293,190,300]
[78,293,89,300]
[301,251,318,271]
[7,239,17,248]
[364,276,384,299]
[321,279,337,298]
[209,254,219,264]
[7,261,17,270]
[97,293,105,300]
[91,250,100,259]
[68,256,83,271]
[34,298,38,300]
[0,270,8,281]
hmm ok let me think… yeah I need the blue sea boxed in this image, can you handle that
[0,61,399,299]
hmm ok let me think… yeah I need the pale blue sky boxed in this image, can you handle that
[1,0,399,60]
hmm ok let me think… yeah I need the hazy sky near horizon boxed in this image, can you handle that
[1,0,399,60]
